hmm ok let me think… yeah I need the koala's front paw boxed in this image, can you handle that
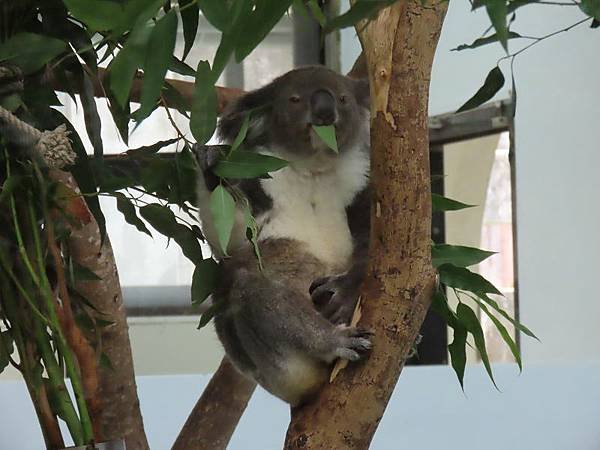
[310,273,360,325]
[334,326,373,361]
[192,144,227,190]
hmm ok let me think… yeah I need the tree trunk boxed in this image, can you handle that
[284,3,447,449]
[53,171,150,450]
[171,358,256,450]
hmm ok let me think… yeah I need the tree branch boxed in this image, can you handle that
[50,170,150,450]
[284,3,447,449]
[171,358,256,450]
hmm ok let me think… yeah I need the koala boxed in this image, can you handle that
[196,66,373,406]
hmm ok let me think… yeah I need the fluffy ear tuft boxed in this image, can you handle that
[218,83,276,145]
[353,78,370,110]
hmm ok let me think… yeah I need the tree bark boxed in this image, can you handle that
[284,3,447,449]
[52,170,150,450]
[171,358,256,450]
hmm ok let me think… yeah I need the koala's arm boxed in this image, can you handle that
[311,185,370,324]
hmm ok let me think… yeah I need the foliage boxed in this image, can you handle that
[0,0,595,446]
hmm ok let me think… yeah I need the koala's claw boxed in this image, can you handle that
[334,326,373,361]
[310,273,360,325]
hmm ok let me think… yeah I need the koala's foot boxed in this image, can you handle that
[332,326,373,361]
[310,273,360,325]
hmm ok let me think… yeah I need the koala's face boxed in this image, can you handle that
[268,67,369,159]
[218,66,370,163]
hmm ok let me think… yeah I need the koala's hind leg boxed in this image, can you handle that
[224,271,372,404]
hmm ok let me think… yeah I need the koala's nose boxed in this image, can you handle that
[310,89,336,126]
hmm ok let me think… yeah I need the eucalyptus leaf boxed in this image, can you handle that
[230,115,250,154]
[198,0,229,31]
[457,302,498,388]
[438,264,503,296]
[108,21,154,108]
[457,66,505,113]
[134,10,178,122]
[179,0,200,59]
[476,299,522,371]
[209,186,236,255]
[431,193,475,212]
[197,299,225,329]
[125,138,179,158]
[307,0,327,27]
[213,152,288,179]
[452,31,522,51]
[312,125,338,153]
[139,204,203,263]
[324,0,396,33]
[62,0,122,31]
[114,193,152,237]
[0,33,66,74]
[432,244,495,268]
[484,0,509,51]
[580,0,600,20]
[234,0,292,62]
[0,331,15,374]
[190,61,217,144]
[191,259,219,305]
[448,321,468,389]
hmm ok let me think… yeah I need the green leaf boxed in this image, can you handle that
[179,0,200,59]
[506,0,538,13]
[307,0,326,27]
[451,31,522,51]
[234,0,292,62]
[432,244,495,268]
[125,138,179,158]
[230,115,250,154]
[324,0,396,33]
[213,152,288,179]
[114,0,165,35]
[99,353,114,371]
[191,259,219,305]
[108,21,154,108]
[62,0,123,31]
[438,264,503,296]
[79,72,104,158]
[580,0,600,20]
[431,193,475,212]
[190,61,217,144]
[0,331,15,374]
[70,261,102,281]
[475,299,522,371]
[478,293,538,340]
[0,33,66,74]
[198,0,229,31]
[209,186,236,255]
[243,200,263,270]
[484,0,509,51]
[448,321,467,389]
[457,302,498,388]
[139,204,204,263]
[169,56,196,77]
[457,66,505,113]
[197,299,225,329]
[312,125,338,153]
[114,193,152,237]
[133,10,178,122]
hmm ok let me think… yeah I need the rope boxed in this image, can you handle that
[0,105,77,169]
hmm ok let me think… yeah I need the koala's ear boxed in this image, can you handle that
[353,78,370,110]
[218,83,276,145]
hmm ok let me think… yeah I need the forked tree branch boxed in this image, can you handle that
[284,3,447,449]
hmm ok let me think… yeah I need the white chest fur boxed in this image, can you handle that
[257,147,369,271]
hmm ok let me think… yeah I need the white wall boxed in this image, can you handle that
[341,0,600,363]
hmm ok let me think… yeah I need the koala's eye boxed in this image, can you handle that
[289,95,301,103]
[339,95,348,104]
